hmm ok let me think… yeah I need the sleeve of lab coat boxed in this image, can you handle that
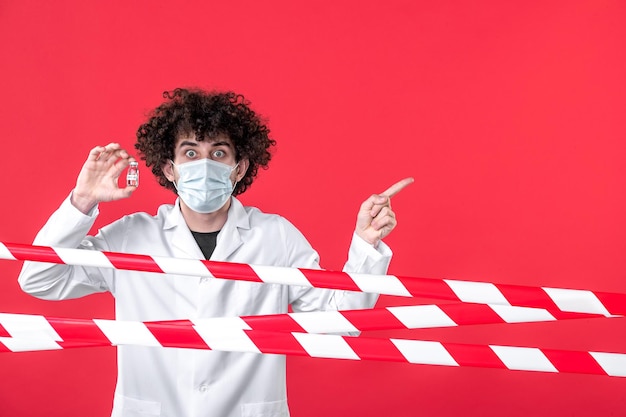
[18,193,113,300]
[285,217,392,313]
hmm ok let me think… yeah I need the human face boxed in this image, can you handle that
[163,133,248,185]
[173,133,237,166]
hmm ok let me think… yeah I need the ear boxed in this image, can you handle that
[162,160,175,183]
[235,159,249,182]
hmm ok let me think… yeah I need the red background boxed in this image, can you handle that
[1,1,626,416]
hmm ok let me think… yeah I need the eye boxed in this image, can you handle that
[184,149,198,158]
[213,149,226,158]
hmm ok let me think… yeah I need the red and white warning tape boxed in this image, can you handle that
[0,313,624,377]
[3,241,624,377]
[0,302,607,340]
[199,303,606,334]
[1,241,624,316]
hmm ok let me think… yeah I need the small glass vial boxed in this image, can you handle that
[127,161,139,187]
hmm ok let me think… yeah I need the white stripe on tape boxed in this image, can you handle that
[0,313,62,341]
[489,305,556,323]
[55,248,114,269]
[391,339,459,366]
[387,305,457,329]
[590,352,626,377]
[193,319,259,353]
[249,264,311,287]
[153,256,214,277]
[0,337,62,352]
[490,345,558,373]
[194,323,262,353]
[289,311,359,334]
[542,288,611,316]
[292,333,360,360]
[94,320,161,347]
[444,280,511,305]
[350,273,412,297]
[192,317,252,331]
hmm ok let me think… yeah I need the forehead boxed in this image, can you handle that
[174,132,233,148]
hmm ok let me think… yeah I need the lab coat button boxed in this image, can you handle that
[199,384,209,392]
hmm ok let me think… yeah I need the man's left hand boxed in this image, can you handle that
[355,177,414,247]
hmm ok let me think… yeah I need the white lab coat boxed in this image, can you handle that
[19,194,392,417]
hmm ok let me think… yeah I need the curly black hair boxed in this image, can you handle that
[135,88,276,196]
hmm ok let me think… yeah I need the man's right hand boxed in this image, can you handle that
[70,143,138,214]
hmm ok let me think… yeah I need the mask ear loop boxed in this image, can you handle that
[231,162,241,193]
[169,160,179,190]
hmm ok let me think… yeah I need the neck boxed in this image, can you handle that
[179,198,232,232]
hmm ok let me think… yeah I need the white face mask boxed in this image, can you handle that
[171,159,239,213]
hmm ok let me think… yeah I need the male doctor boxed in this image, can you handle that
[19,88,413,417]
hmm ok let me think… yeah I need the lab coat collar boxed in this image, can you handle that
[212,197,250,260]
[164,197,250,260]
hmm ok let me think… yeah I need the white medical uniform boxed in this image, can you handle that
[19,194,391,417]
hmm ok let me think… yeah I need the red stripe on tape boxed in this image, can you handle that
[246,330,309,356]
[145,321,210,349]
[299,269,361,292]
[441,304,506,326]
[0,323,10,338]
[60,341,111,349]
[341,309,406,332]
[497,285,561,311]
[543,349,608,376]
[103,252,164,274]
[550,310,600,320]
[203,261,262,282]
[242,315,306,333]
[344,336,408,362]
[594,292,626,316]
[443,343,507,370]
[5,242,64,264]
[47,318,111,345]
[404,277,459,301]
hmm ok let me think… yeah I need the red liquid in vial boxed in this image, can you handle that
[127,162,139,187]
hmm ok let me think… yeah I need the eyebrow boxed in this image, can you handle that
[177,140,199,149]
[209,141,233,148]
[176,140,233,150]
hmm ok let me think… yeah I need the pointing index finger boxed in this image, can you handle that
[381,177,415,198]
